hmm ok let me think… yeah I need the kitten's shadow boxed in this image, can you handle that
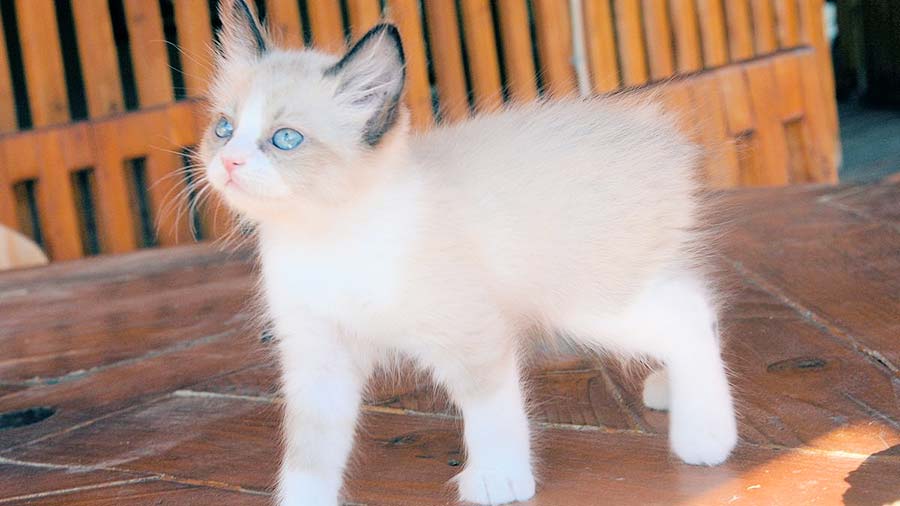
[842,444,900,505]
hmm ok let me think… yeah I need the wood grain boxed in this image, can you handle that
[386,0,435,129]
[346,0,383,40]
[668,0,703,73]
[532,0,577,96]
[307,0,345,52]
[0,8,18,132]
[71,0,124,117]
[14,0,69,127]
[751,0,779,55]
[696,0,729,67]
[641,0,675,81]
[123,0,174,107]
[582,0,620,92]
[613,0,649,86]
[459,0,503,112]
[495,0,539,101]
[423,1,470,122]
[724,0,755,61]
[265,0,304,48]
[173,0,215,96]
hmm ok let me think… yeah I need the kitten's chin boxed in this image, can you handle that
[216,185,292,224]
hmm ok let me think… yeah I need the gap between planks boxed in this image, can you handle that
[723,255,900,376]
[170,389,899,463]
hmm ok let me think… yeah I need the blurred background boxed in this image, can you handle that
[0,0,896,268]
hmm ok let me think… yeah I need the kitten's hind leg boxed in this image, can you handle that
[563,271,737,466]
[642,368,669,411]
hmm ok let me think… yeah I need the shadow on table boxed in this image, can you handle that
[843,444,900,506]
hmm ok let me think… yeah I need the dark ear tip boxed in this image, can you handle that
[361,23,405,62]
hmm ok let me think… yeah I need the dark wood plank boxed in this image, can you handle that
[820,181,900,227]
[718,183,900,373]
[0,246,253,383]
[9,395,281,492]
[0,479,267,505]
[0,331,263,450]
[8,394,900,505]
[0,464,140,501]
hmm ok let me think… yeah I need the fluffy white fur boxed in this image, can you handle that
[200,3,737,505]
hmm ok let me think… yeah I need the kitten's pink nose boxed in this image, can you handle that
[222,156,245,174]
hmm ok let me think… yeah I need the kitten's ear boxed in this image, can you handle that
[325,24,406,146]
[217,0,267,62]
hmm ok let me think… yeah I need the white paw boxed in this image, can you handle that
[642,369,669,411]
[669,408,738,466]
[455,464,536,505]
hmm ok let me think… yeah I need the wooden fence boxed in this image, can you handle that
[0,0,840,261]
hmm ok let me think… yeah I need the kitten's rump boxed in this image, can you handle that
[410,96,704,323]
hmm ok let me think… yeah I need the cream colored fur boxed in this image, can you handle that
[200,3,737,505]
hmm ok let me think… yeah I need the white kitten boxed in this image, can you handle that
[200,2,737,505]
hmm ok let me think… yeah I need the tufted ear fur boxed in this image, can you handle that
[217,0,267,63]
[325,24,406,147]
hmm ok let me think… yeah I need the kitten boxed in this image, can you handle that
[200,2,737,505]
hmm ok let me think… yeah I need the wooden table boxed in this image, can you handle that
[1,182,898,505]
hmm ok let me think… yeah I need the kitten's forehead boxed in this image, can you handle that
[213,48,339,111]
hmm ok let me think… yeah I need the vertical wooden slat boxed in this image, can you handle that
[36,131,83,260]
[659,80,694,134]
[718,66,754,136]
[385,0,434,130]
[0,146,18,228]
[423,1,469,122]
[123,0,174,107]
[773,55,804,120]
[173,0,215,97]
[690,76,740,187]
[743,61,790,186]
[265,0,304,48]
[15,0,70,127]
[798,52,838,182]
[459,0,503,112]
[775,0,800,47]
[91,122,138,253]
[724,0,754,61]
[582,0,619,93]
[641,0,675,81]
[495,0,538,101]
[612,0,649,86]
[144,109,191,246]
[750,0,779,55]
[307,0,345,52]
[798,0,837,138]
[4,135,40,243]
[71,0,124,118]
[668,0,703,73]
[346,0,382,40]
[696,0,728,67]
[0,16,18,132]
[532,0,577,96]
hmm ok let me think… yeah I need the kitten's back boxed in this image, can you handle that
[410,96,704,313]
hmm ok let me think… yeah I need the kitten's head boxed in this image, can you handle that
[200,0,406,222]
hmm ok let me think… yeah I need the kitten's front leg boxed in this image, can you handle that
[276,321,372,506]
[427,348,535,505]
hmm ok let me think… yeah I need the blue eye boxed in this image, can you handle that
[214,117,233,139]
[272,128,304,150]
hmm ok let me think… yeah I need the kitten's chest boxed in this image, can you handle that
[259,214,417,330]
